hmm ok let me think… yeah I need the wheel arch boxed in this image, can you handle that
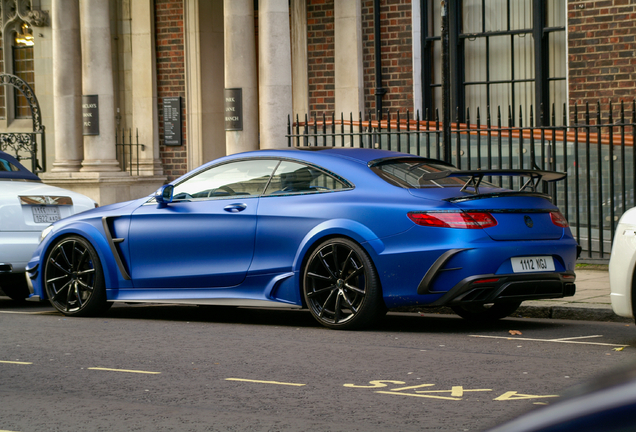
[291,219,385,307]
[39,223,121,299]
[291,219,385,274]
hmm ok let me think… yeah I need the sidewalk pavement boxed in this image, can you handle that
[515,265,631,323]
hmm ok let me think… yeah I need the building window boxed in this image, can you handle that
[421,0,566,125]
[13,22,34,119]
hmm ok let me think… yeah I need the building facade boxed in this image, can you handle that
[1,0,633,205]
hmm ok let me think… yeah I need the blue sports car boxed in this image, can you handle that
[26,147,578,329]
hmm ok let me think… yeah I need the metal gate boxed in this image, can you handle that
[287,102,636,262]
[0,73,45,173]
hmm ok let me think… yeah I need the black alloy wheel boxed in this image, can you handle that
[450,301,522,322]
[303,238,384,330]
[44,235,110,316]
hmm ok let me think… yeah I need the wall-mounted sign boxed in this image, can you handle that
[224,88,243,131]
[82,95,99,136]
[163,97,182,146]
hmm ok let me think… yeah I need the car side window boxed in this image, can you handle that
[264,161,348,195]
[0,157,19,172]
[172,159,278,201]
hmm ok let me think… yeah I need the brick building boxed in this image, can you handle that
[0,0,633,205]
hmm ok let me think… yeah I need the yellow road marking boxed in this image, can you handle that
[375,391,461,401]
[225,378,305,387]
[389,384,435,392]
[494,391,559,401]
[88,367,160,375]
[416,387,492,397]
[343,380,405,388]
[0,360,32,365]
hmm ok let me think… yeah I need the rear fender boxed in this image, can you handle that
[291,218,384,273]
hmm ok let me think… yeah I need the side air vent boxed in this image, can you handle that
[102,216,131,280]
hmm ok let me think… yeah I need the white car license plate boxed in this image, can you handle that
[511,256,555,273]
[32,206,61,223]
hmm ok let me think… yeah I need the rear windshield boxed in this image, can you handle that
[371,159,494,189]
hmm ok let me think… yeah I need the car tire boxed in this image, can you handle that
[451,301,522,322]
[43,235,111,317]
[0,273,30,301]
[302,238,385,330]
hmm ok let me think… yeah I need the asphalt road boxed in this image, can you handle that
[1,298,634,432]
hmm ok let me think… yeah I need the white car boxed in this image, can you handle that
[0,150,97,300]
[609,207,636,322]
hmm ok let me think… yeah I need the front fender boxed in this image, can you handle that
[31,221,130,299]
[291,218,385,273]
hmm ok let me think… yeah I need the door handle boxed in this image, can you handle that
[224,203,247,213]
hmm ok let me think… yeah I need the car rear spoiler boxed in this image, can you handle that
[418,168,566,203]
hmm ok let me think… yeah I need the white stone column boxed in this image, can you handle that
[258,0,292,149]
[131,0,163,175]
[224,0,259,154]
[334,0,364,116]
[291,0,309,119]
[50,0,82,172]
[185,0,225,169]
[79,0,121,172]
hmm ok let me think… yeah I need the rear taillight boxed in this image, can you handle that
[550,211,569,227]
[407,211,497,229]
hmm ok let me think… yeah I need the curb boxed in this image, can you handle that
[515,304,632,323]
[395,304,632,323]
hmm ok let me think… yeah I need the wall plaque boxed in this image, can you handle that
[224,88,243,131]
[163,97,182,146]
[82,95,99,136]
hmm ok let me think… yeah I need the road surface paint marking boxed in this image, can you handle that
[390,384,435,391]
[470,335,628,347]
[375,391,461,401]
[549,335,603,341]
[494,391,559,401]
[416,386,492,397]
[225,378,305,387]
[0,310,58,315]
[0,360,32,365]
[347,381,494,400]
[88,367,161,374]
[344,380,406,388]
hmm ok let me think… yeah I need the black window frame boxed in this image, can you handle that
[421,0,566,126]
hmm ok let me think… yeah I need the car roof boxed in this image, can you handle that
[0,150,41,181]
[233,146,426,164]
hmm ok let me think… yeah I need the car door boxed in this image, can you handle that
[128,159,278,289]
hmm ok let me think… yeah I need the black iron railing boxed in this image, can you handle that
[116,128,145,176]
[287,101,636,262]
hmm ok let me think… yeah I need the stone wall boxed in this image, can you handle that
[362,0,414,117]
[307,0,335,116]
[568,0,636,121]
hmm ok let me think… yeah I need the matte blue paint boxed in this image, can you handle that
[26,147,579,313]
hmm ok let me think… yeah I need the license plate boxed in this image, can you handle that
[511,256,555,273]
[32,206,60,223]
